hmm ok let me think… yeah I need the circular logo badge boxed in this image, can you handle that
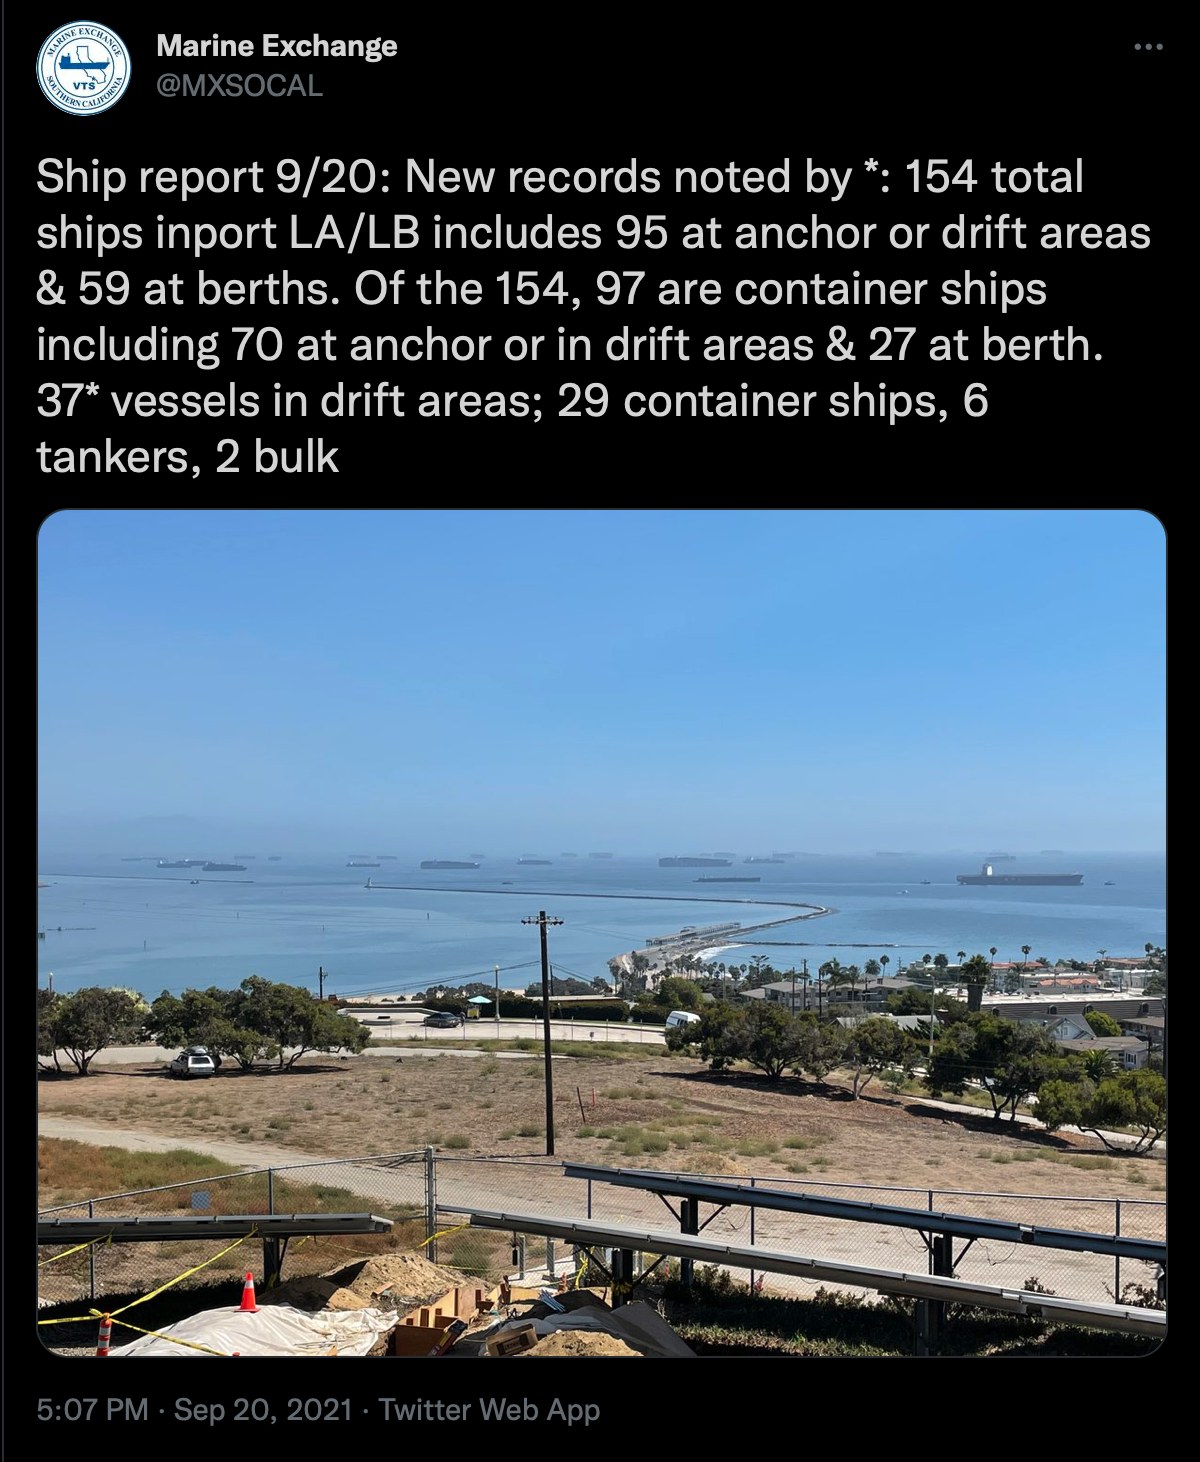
[37,21,130,115]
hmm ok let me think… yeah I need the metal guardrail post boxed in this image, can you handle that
[680,1196,698,1289]
[749,1177,756,1292]
[518,1235,526,1280]
[424,1147,438,1262]
[547,1237,555,1278]
[1114,1200,1121,1300]
[587,1178,592,1220]
[268,1168,274,1216]
[88,1200,95,1302]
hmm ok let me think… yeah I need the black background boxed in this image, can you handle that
[12,9,1171,1425]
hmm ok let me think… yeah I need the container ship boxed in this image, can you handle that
[695,875,761,883]
[421,860,480,869]
[518,858,552,865]
[347,860,381,868]
[956,863,1082,886]
[202,861,247,872]
[158,858,205,869]
[660,856,732,868]
[744,856,784,864]
[268,855,283,861]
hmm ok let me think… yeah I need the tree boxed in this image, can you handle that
[666,1002,743,1071]
[933,953,949,976]
[1079,1048,1116,1082]
[879,954,890,978]
[741,1003,811,1079]
[843,964,862,1003]
[52,987,146,1075]
[1085,1010,1122,1037]
[1036,1070,1166,1155]
[654,976,703,1011]
[147,987,273,1069]
[960,953,992,1011]
[37,988,62,1072]
[864,958,881,982]
[1145,972,1166,997]
[989,947,999,991]
[925,1013,1064,1122]
[791,1020,844,1085]
[841,1018,913,1098]
[957,950,967,966]
[591,976,611,994]
[238,976,369,1069]
[1021,944,1032,970]
[1004,968,1022,994]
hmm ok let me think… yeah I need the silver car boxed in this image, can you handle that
[169,1052,216,1079]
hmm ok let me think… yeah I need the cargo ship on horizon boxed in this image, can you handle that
[957,863,1082,887]
[696,875,761,883]
[202,861,247,872]
[660,856,732,868]
[421,859,480,869]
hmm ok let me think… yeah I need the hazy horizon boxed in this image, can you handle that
[38,510,1165,854]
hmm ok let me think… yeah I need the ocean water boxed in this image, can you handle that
[36,852,1165,1000]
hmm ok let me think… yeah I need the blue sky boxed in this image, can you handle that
[37,510,1166,851]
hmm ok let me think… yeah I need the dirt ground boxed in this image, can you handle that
[38,1050,1164,1203]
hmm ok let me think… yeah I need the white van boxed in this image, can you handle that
[664,1010,701,1030]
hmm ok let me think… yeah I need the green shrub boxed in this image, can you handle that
[517,1124,542,1137]
[576,1126,597,1138]
[444,1135,470,1149]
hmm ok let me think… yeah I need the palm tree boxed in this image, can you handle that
[880,954,890,978]
[864,957,881,989]
[1021,944,1032,973]
[799,967,812,1012]
[1081,1048,1115,1082]
[989,946,999,993]
[818,958,842,1017]
[957,950,967,968]
[845,964,861,1003]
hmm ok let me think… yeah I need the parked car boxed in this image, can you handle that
[184,1044,221,1069]
[169,1052,216,1079]
[664,1010,701,1030]
[424,1012,460,1028]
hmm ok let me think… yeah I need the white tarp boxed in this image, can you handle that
[110,1303,395,1357]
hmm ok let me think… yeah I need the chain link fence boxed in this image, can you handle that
[39,1152,1164,1311]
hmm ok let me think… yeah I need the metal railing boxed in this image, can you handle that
[38,1151,1164,1313]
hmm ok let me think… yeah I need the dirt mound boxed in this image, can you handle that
[521,1331,641,1357]
[263,1251,472,1313]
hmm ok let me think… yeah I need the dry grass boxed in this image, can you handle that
[38,1053,1165,1201]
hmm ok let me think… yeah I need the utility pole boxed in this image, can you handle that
[802,958,808,1012]
[494,964,501,1038]
[522,911,563,1156]
[318,966,325,1000]
[790,966,796,1015]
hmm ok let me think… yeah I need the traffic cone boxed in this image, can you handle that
[237,1272,258,1313]
[95,1313,113,1356]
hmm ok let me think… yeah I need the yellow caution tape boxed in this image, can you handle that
[106,1315,230,1356]
[38,1232,113,1268]
[39,1227,258,1325]
[417,1222,468,1248]
[109,1228,258,1316]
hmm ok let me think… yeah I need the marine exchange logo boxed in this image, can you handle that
[37,21,130,114]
